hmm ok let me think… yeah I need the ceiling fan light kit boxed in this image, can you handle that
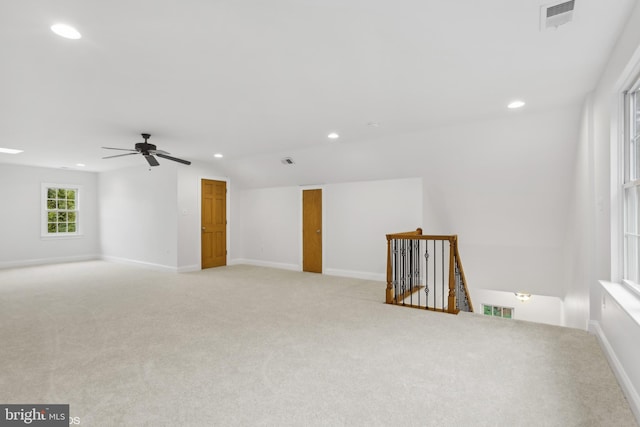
[102,133,191,167]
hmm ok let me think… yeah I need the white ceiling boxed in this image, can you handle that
[0,0,636,173]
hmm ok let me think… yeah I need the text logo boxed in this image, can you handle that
[0,405,69,426]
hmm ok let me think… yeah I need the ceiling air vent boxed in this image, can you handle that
[541,0,575,30]
[281,157,295,165]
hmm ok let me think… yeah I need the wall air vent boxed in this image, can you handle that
[541,0,575,30]
[281,157,295,165]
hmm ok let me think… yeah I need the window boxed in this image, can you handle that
[482,304,513,319]
[623,81,640,285]
[42,184,80,237]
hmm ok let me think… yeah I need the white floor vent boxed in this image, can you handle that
[541,0,575,30]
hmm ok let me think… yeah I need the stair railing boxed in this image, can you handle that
[386,228,473,314]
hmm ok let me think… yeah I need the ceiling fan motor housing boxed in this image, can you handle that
[135,142,156,154]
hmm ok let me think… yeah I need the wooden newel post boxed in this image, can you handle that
[447,236,457,313]
[386,236,393,304]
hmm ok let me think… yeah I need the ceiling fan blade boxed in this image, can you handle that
[156,153,191,165]
[154,149,170,155]
[102,147,137,152]
[145,154,160,167]
[103,153,139,159]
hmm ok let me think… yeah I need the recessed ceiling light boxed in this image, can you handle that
[367,122,380,127]
[328,132,339,139]
[214,153,223,158]
[76,163,85,167]
[508,100,526,109]
[514,292,532,302]
[51,24,82,40]
[0,147,23,154]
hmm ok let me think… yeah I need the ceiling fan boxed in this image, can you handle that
[102,133,191,167]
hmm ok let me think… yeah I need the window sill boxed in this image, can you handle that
[40,234,84,241]
[622,280,640,298]
[600,280,640,327]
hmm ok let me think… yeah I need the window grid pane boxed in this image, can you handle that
[632,90,640,181]
[625,87,640,284]
[45,186,78,235]
[625,235,640,284]
[625,186,640,235]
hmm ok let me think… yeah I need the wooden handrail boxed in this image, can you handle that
[386,229,472,313]
[386,228,423,237]
[387,233,457,242]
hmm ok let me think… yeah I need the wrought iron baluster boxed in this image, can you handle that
[392,239,397,303]
[433,240,436,310]
[455,262,460,311]
[442,240,445,311]
[410,239,414,305]
[424,242,430,310]
[415,240,420,307]
[400,239,405,305]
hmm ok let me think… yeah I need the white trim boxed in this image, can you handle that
[600,280,640,327]
[612,44,640,283]
[101,255,179,272]
[177,264,200,273]
[611,90,626,283]
[613,43,640,93]
[0,254,99,270]
[228,260,385,281]
[41,183,83,238]
[622,279,640,298]
[39,235,85,241]
[324,268,385,282]
[589,319,640,422]
[229,258,300,271]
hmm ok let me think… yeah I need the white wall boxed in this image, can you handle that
[99,163,179,270]
[568,1,640,421]
[562,98,595,330]
[233,178,422,278]
[415,110,578,299]
[234,186,301,270]
[593,282,640,421]
[470,289,563,326]
[0,159,227,272]
[324,178,422,279]
[0,164,100,268]
[224,105,580,299]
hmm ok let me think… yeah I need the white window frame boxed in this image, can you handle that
[41,183,82,238]
[620,74,640,297]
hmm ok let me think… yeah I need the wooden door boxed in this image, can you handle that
[303,189,322,273]
[201,179,226,269]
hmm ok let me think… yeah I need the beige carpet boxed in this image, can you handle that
[0,261,636,426]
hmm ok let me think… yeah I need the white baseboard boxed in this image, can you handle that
[0,254,100,269]
[589,320,640,423]
[324,268,385,282]
[177,264,200,273]
[229,258,301,271]
[101,255,179,273]
[228,260,384,281]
